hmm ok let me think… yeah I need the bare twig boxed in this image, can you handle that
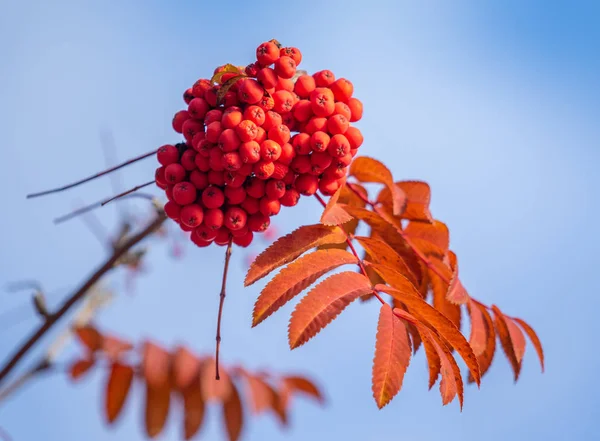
[215,238,233,380]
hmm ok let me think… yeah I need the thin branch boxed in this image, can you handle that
[26,148,158,199]
[215,237,233,381]
[4,280,43,294]
[101,182,155,206]
[0,210,166,388]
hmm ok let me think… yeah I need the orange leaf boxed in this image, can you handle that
[222,379,244,441]
[105,362,134,424]
[376,284,480,385]
[513,318,544,372]
[355,236,418,285]
[288,272,373,349]
[244,224,347,286]
[182,375,205,440]
[404,220,449,258]
[280,376,324,408]
[201,357,232,402]
[506,317,526,364]
[349,157,405,215]
[467,299,487,356]
[406,322,423,354]
[217,75,245,105]
[320,185,353,226]
[430,265,462,330]
[378,181,433,222]
[253,249,357,326]
[69,358,94,381]
[74,325,103,352]
[372,304,412,409]
[239,369,286,424]
[365,263,421,298]
[468,301,496,383]
[318,183,366,252]
[210,64,242,84]
[446,251,469,304]
[172,346,202,391]
[418,326,464,409]
[142,341,171,388]
[492,305,521,381]
[144,379,170,438]
[420,329,441,389]
[102,335,134,361]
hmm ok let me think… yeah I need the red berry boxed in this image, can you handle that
[208,169,225,186]
[224,171,246,188]
[189,170,209,190]
[295,174,319,196]
[209,147,225,172]
[204,208,224,230]
[256,41,280,66]
[274,56,297,79]
[206,121,223,143]
[293,100,313,122]
[272,162,289,180]
[262,110,283,131]
[238,79,264,104]
[313,70,335,87]
[245,63,259,77]
[230,225,249,238]
[224,207,248,231]
[290,155,312,174]
[191,234,212,247]
[268,124,291,145]
[278,142,295,165]
[180,149,197,171]
[280,188,300,207]
[218,128,241,153]
[283,170,296,185]
[292,133,312,155]
[165,163,186,184]
[280,47,302,66]
[182,119,204,143]
[327,114,349,135]
[241,197,260,214]
[205,109,223,126]
[221,110,243,129]
[192,79,211,98]
[345,126,363,149]
[194,154,210,172]
[245,178,265,198]
[273,90,295,113]
[225,186,247,204]
[238,163,254,177]
[310,88,335,117]
[323,164,347,180]
[195,224,218,241]
[259,197,281,216]
[188,98,210,120]
[347,97,363,122]
[172,110,190,133]
[260,140,281,162]
[195,140,213,157]
[180,204,204,228]
[294,75,316,98]
[204,86,219,107]
[202,186,225,209]
[310,151,333,174]
[333,102,352,120]
[173,182,197,205]
[319,178,340,196]
[236,119,258,142]
[239,141,261,164]
[155,167,168,188]
[247,213,271,232]
[243,106,266,126]
[214,227,231,245]
[164,201,181,220]
[233,230,253,247]
[165,185,175,202]
[328,134,351,157]
[222,152,243,171]
[157,144,179,166]
[257,67,278,89]
[253,160,275,179]
[254,126,267,144]
[329,78,354,103]
[265,179,286,199]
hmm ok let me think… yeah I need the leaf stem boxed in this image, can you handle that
[215,237,233,380]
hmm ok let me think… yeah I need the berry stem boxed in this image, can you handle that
[0,209,167,388]
[215,237,233,381]
[26,148,158,199]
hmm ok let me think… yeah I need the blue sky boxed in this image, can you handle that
[1,1,599,440]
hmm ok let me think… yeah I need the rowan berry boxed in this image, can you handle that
[272,90,294,113]
[204,86,219,107]
[237,141,259,164]
[206,121,223,143]
[192,79,211,98]
[248,213,270,232]
[310,88,335,117]
[214,227,231,245]
[238,163,254,176]
[224,171,246,188]
[222,91,239,108]
[295,174,319,196]
[235,120,258,142]
[333,102,352,120]
[188,98,210,120]
[327,114,349,135]
[293,100,313,122]
[155,167,168,188]
[224,207,248,231]
[221,110,243,129]
[194,153,209,172]
[204,208,224,230]
[310,131,331,152]
[172,110,190,133]
[233,230,253,247]
[254,126,267,144]
[276,77,294,92]
[260,140,281,162]
[280,188,300,207]
[256,41,280,66]
[222,152,242,171]
[189,170,209,190]
[336,153,353,167]
[257,67,278,89]
[230,224,249,238]
[278,142,295,165]
[254,160,275,179]
[165,185,175,202]
[173,182,197,205]
[305,117,328,134]
[241,196,260,214]
[345,126,363,149]
[310,151,333,174]
[157,144,179,166]
[164,201,181,220]
[318,178,340,196]
[245,63,259,77]
[272,162,289,180]
[328,134,351,157]
[257,94,275,111]
[265,179,286,199]
[218,129,241,152]
[165,163,186,184]
[347,97,363,122]
[191,234,212,248]
[294,75,316,98]
[290,155,312,174]
[243,106,265,126]
[263,110,283,131]
[274,56,296,79]
[280,47,302,65]
[225,185,246,204]
[238,79,264,104]
[183,88,194,104]
[329,78,353,103]
[208,148,225,172]
[191,131,206,151]
[180,149,197,171]
[292,132,312,155]
[268,124,291,145]
[182,119,204,143]
[195,224,218,241]
[205,109,223,126]
[313,70,335,87]
[196,140,213,157]
[323,164,347,180]
[245,177,265,198]
[259,197,281,216]
[281,112,296,131]
[282,169,296,185]
[180,204,204,228]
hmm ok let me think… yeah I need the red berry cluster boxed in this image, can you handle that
[154,40,364,248]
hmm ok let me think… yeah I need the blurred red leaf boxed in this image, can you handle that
[105,362,134,423]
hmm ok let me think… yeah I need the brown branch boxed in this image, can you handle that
[215,237,233,380]
[26,148,158,199]
[0,211,166,388]
[100,182,155,206]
